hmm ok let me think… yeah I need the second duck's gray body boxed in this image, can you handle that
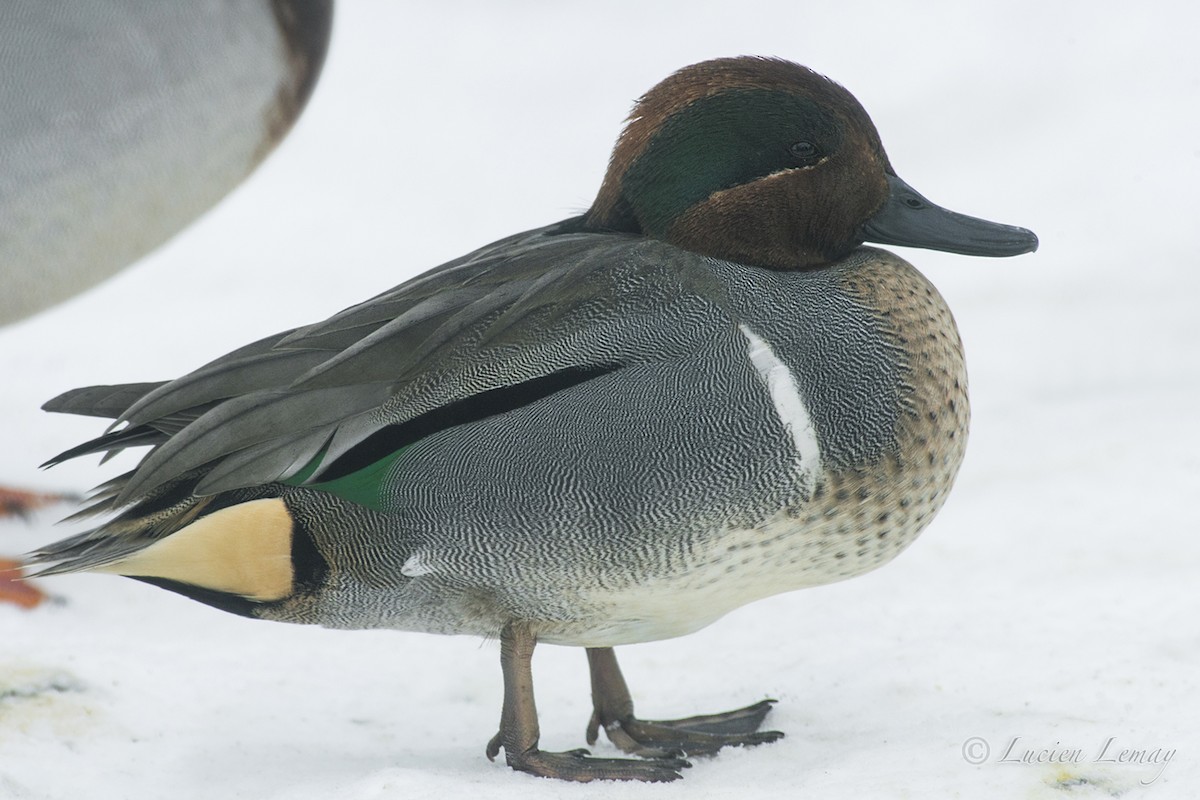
[1,0,331,324]
[222,227,972,647]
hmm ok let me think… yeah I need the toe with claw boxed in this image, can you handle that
[492,621,690,782]
[585,647,784,757]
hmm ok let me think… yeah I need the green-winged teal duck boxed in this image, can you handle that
[33,56,1037,782]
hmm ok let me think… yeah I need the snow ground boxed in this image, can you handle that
[2,2,1198,798]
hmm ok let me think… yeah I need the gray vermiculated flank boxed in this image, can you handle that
[34,224,963,649]
[258,235,915,642]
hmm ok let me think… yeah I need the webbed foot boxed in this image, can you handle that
[490,622,689,782]
[585,647,783,757]
[487,732,687,782]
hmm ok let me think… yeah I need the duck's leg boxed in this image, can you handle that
[585,647,783,757]
[486,621,688,782]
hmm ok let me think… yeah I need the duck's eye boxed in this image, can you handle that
[788,141,821,166]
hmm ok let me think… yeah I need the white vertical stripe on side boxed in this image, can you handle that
[738,323,823,485]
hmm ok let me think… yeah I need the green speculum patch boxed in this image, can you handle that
[293,447,407,512]
[621,89,842,236]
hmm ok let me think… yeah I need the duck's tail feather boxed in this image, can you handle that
[40,380,214,469]
[40,426,168,468]
[28,480,304,617]
[27,469,213,573]
[36,379,300,594]
[43,382,167,419]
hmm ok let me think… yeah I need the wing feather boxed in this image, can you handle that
[45,225,729,513]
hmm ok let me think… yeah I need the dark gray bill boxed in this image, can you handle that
[862,174,1038,257]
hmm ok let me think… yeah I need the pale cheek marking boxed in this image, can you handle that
[737,323,823,488]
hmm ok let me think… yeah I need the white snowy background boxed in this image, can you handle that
[2,2,1197,798]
